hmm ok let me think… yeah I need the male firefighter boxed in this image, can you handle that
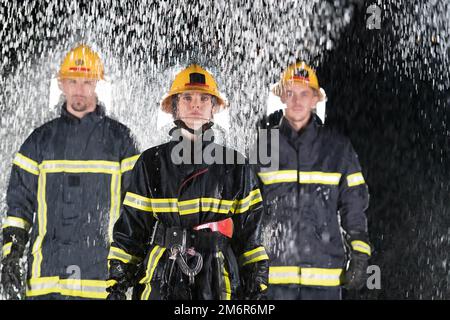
[256,62,371,300]
[0,45,139,299]
[106,64,269,300]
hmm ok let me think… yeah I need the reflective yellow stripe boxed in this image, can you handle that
[217,251,231,300]
[233,189,263,214]
[121,154,140,173]
[108,173,121,243]
[347,172,365,187]
[257,170,298,185]
[39,160,120,174]
[269,266,343,286]
[108,246,141,264]
[178,198,234,215]
[351,240,371,256]
[2,242,12,257]
[239,246,269,266]
[26,277,114,299]
[260,284,268,291]
[299,171,341,185]
[13,153,39,175]
[140,245,166,300]
[2,216,31,231]
[31,171,47,278]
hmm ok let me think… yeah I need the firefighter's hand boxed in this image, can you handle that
[106,285,127,300]
[1,255,23,300]
[343,252,369,290]
[241,260,269,300]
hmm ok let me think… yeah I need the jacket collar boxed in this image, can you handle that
[279,113,321,145]
[60,102,105,124]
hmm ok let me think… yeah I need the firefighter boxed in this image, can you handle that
[256,62,371,300]
[106,64,269,300]
[0,45,140,300]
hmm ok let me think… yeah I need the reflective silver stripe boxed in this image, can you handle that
[201,199,233,213]
[108,246,141,264]
[239,247,269,266]
[40,161,120,173]
[121,154,140,173]
[2,216,31,231]
[13,153,39,175]
[27,277,59,292]
[257,170,298,185]
[31,171,47,278]
[347,172,365,187]
[27,277,111,298]
[234,189,263,214]
[351,240,371,255]
[2,242,12,257]
[269,267,300,284]
[299,172,341,185]
[269,267,343,286]
[108,173,121,243]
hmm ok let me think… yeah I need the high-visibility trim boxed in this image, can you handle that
[31,171,47,278]
[2,216,32,231]
[351,240,371,256]
[108,173,121,243]
[269,266,343,286]
[299,171,341,185]
[13,153,39,175]
[216,251,231,300]
[123,192,179,213]
[178,198,234,215]
[121,154,140,173]
[108,246,141,265]
[140,245,166,300]
[260,284,268,291]
[347,172,365,187]
[239,246,269,266]
[26,277,114,299]
[257,170,298,185]
[233,189,263,214]
[2,242,12,257]
[39,160,121,174]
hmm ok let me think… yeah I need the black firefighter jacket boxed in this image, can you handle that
[2,104,139,299]
[108,130,269,300]
[256,115,370,288]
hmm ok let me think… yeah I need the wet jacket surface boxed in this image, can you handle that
[108,131,268,300]
[256,115,370,287]
[2,104,139,299]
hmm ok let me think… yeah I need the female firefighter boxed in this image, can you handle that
[105,64,269,300]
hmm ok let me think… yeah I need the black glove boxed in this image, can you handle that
[241,260,269,300]
[343,252,369,290]
[106,260,136,300]
[258,109,283,129]
[1,227,28,300]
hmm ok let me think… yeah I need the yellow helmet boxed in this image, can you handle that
[58,44,104,80]
[161,64,227,113]
[272,62,324,101]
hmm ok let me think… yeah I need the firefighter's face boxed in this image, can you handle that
[176,91,215,130]
[281,83,319,124]
[60,78,97,114]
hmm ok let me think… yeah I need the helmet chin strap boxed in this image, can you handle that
[171,119,214,136]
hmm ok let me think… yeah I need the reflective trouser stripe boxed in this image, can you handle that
[2,216,31,231]
[108,246,141,264]
[121,154,140,173]
[2,242,12,257]
[26,277,116,299]
[13,153,39,175]
[269,267,343,286]
[351,240,371,256]
[239,246,269,266]
[347,172,365,187]
[140,245,166,300]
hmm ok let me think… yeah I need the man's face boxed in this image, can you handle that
[281,83,319,124]
[176,91,215,130]
[59,78,97,113]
